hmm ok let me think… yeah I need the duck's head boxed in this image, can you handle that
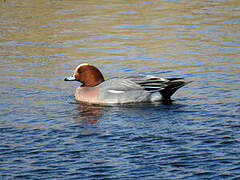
[64,63,104,87]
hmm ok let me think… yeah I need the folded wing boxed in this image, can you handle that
[105,75,190,101]
[122,75,190,101]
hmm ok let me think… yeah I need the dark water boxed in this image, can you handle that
[0,0,240,179]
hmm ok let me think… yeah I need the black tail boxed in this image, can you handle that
[159,79,191,102]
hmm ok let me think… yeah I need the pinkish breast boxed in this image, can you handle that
[75,86,103,104]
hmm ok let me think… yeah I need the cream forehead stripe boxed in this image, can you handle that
[74,63,89,74]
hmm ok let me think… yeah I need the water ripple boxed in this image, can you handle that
[1,0,240,179]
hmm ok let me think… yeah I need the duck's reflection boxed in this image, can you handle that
[72,103,104,124]
[72,100,176,124]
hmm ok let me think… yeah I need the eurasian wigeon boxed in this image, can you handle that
[64,63,191,104]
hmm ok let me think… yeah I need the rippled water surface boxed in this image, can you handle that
[0,0,240,179]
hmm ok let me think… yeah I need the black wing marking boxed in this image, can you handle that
[124,75,190,100]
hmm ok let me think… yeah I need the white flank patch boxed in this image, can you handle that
[108,90,125,94]
[151,92,161,102]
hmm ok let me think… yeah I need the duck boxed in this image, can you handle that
[64,63,191,104]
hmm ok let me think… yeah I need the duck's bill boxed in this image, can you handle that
[64,75,76,81]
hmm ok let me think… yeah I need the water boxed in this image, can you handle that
[0,0,240,179]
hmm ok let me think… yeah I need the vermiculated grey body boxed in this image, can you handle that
[98,75,189,104]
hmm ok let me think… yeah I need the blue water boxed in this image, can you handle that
[0,0,240,179]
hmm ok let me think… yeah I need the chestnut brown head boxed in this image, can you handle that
[64,63,104,87]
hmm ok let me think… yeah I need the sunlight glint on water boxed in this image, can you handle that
[0,0,240,179]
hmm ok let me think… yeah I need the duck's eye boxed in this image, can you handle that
[78,69,83,73]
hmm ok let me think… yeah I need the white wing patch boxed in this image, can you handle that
[146,75,168,82]
[108,90,125,94]
[159,77,168,81]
